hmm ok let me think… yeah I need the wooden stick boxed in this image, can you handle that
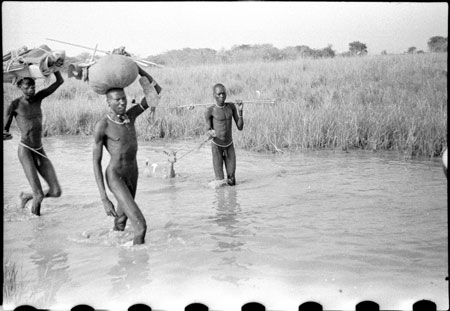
[46,38,110,54]
[242,99,276,104]
[46,38,164,68]
[169,99,276,110]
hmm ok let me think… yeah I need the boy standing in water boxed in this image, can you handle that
[93,67,155,245]
[3,71,64,215]
[205,83,244,186]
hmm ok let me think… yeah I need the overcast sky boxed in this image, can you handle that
[2,2,448,57]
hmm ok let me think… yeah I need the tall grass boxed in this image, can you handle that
[3,256,19,299]
[3,255,30,307]
[3,53,447,157]
[3,255,54,307]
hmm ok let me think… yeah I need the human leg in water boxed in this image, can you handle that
[224,144,237,186]
[106,170,146,245]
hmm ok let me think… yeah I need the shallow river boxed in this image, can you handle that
[3,135,448,311]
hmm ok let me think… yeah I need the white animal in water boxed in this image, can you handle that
[144,150,177,178]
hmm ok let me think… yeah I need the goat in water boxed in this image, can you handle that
[144,150,177,178]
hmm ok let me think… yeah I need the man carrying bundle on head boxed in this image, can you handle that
[92,56,159,245]
[3,71,64,216]
[205,83,244,186]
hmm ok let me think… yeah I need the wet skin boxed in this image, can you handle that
[4,72,64,215]
[93,78,151,245]
[204,84,244,185]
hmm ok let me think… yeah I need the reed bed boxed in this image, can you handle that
[3,53,447,157]
[3,255,52,307]
[2,255,30,306]
[3,256,19,300]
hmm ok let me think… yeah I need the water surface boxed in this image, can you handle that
[3,134,448,310]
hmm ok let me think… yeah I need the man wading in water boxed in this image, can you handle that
[205,83,244,186]
[3,71,64,215]
[93,67,155,245]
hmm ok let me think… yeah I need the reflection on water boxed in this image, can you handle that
[211,187,244,252]
[28,219,70,306]
[3,135,448,310]
[109,248,151,299]
[209,188,249,286]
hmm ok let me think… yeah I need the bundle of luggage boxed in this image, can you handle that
[4,43,159,97]
[87,54,139,94]
[68,46,139,94]
[3,45,65,84]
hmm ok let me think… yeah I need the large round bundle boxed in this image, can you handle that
[88,55,138,94]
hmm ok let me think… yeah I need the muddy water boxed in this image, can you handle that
[3,134,448,310]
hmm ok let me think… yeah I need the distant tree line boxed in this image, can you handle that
[404,36,447,54]
[142,40,376,66]
[63,36,447,68]
[427,36,447,52]
[142,43,338,66]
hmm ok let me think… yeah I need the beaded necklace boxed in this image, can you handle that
[107,114,130,125]
[215,103,226,109]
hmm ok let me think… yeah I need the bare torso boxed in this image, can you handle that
[6,73,64,148]
[101,117,139,177]
[12,96,44,148]
[208,103,235,145]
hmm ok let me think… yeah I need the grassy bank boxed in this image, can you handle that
[3,53,447,157]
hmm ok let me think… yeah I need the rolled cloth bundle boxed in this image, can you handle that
[88,54,139,94]
[3,45,65,83]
